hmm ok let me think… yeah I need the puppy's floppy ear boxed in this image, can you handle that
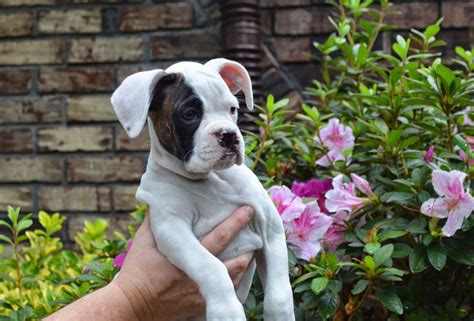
[205,58,254,111]
[111,69,166,138]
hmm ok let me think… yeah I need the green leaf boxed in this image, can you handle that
[407,218,427,234]
[427,243,447,271]
[364,256,376,271]
[374,244,394,267]
[311,277,329,295]
[7,206,20,225]
[364,242,380,255]
[380,192,413,204]
[392,243,412,258]
[377,289,404,315]
[379,230,407,242]
[409,244,427,273]
[352,279,370,295]
[318,291,339,320]
[17,218,33,232]
[435,64,455,87]
[0,235,13,245]
[387,130,403,148]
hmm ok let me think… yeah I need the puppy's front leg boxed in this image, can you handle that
[150,213,246,321]
[257,206,295,321]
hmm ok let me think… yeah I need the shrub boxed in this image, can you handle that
[0,206,145,320]
[244,0,474,320]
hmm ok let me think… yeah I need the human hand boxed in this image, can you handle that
[113,205,255,321]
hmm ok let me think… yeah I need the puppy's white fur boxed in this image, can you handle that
[111,59,294,321]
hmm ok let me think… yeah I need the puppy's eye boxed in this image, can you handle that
[230,107,237,114]
[182,108,199,121]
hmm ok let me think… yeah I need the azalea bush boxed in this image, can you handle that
[0,206,145,320]
[244,0,474,320]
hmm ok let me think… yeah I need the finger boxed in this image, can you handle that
[224,252,254,279]
[201,206,255,256]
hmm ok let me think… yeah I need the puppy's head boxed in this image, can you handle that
[111,59,253,173]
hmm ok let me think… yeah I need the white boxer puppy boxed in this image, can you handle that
[111,58,294,321]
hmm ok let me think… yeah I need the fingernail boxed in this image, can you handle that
[243,205,255,219]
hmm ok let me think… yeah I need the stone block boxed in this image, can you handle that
[0,97,63,124]
[0,70,33,95]
[118,3,192,32]
[38,9,102,34]
[38,186,111,212]
[115,126,150,151]
[0,129,33,153]
[38,126,112,152]
[67,156,144,182]
[0,40,64,65]
[38,67,113,93]
[113,185,139,211]
[0,157,63,182]
[150,33,220,60]
[272,37,311,62]
[0,188,32,212]
[67,95,116,122]
[0,12,33,37]
[68,36,144,63]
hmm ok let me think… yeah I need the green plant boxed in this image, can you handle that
[244,0,474,320]
[0,205,145,320]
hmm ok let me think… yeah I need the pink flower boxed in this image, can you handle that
[325,175,369,213]
[269,185,306,222]
[323,211,350,251]
[291,178,333,213]
[420,170,474,237]
[285,201,332,261]
[315,118,354,167]
[351,173,374,197]
[113,242,133,268]
[323,211,366,250]
[423,145,435,164]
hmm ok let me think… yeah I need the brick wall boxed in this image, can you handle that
[0,0,472,240]
[0,0,220,239]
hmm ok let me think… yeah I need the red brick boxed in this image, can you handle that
[0,0,63,6]
[38,9,102,34]
[0,188,32,212]
[67,95,116,122]
[38,186,111,212]
[67,156,144,182]
[68,37,144,63]
[385,3,438,30]
[0,157,63,182]
[0,97,63,124]
[442,2,474,28]
[0,129,33,153]
[115,126,150,151]
[0,40,64,65]
[275,7,333,35]
[118,3,192,32]
[72,0,142,3]
[115,63,168,83]
[0,70,33,95]
[38,67,113,93]
[150,34,220,60]
[113,185,139,211]
[38,126,112,152]
[260,0,310,7]
[0,13,33,37]
[272,37,311,62]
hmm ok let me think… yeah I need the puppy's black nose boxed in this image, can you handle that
[217,129,239,149]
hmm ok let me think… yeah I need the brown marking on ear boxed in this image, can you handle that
[148,73,195,158]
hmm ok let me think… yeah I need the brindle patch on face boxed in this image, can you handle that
[149,72,203,162]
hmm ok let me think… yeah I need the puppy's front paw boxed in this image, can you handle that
[264,306,295,321]
[206,298,246,321]
[264,294,295,321]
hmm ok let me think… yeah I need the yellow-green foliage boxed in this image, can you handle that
[0,206,146,320]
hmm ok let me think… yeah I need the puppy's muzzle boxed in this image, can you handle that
[216,128,239,150]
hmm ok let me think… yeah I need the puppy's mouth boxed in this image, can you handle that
[219,149,237,161]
